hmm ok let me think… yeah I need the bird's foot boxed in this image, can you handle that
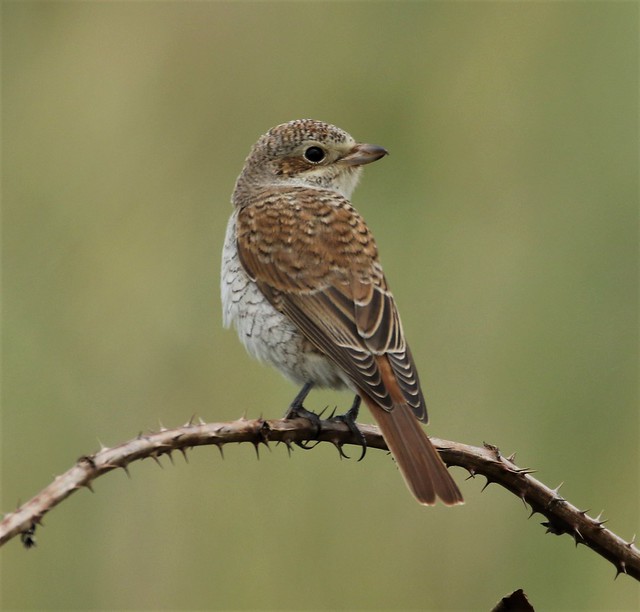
[284,382,321,450]
[330,396,367,461]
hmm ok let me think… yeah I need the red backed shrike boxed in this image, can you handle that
[221,119,462,505]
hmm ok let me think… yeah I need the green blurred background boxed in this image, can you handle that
[2,2,638,610]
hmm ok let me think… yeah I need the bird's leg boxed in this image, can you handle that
[331,395,367,461]
[284,381,315,418]
[284,381,321,449]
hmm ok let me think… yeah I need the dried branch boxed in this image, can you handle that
[1,416,638,581]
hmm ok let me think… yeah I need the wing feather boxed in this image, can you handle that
[236,188,426,419]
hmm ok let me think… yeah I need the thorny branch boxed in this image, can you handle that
[1,416,638,580]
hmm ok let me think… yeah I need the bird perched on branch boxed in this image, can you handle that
[221,119,463,506]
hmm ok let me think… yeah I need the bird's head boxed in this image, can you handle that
[233,119,388,202]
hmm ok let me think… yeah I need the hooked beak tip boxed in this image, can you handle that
[342,143,388,167]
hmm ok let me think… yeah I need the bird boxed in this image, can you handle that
[221,119,463,506]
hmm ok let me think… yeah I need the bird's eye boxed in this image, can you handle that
[303,146,326,163]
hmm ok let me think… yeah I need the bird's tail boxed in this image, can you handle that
[363,397,463,506]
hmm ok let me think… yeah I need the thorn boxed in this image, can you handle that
[516,467,537,475]
[506,452,517,462]
[184,415,196,427]
[481,478,493,492]
[541,521,566,536]
[150,453,163,468]
[572,528,584,546]
[548,483,565,506]
[165,451,175,465]
[327,406,336,418]
[519,494,528,509]
[215,443,224,460]
[625,534,636,548]
[178,447,189,462]
[122,464,131,478]
[578,508,591,516]
[82,480,94,493]
[482,441,501,458]
[614,561,627,579]
[252,442,261,460]
[198,416,206,426]
[278,439,294,457]
[313,406,327,418]
[158,421,167,432]
[594,510,608,527]
[465,468,476,479]
[97,439,107,452]
[528,507,538,519]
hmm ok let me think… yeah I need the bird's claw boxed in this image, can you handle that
[284,386,366,460]
[330,397,367,461]
[284,403,322,451]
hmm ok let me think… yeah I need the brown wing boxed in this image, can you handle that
[236,187,427,422]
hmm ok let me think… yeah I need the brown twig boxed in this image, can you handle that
[1,416,638,581]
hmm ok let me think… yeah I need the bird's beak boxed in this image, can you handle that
[341,143,389,166]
